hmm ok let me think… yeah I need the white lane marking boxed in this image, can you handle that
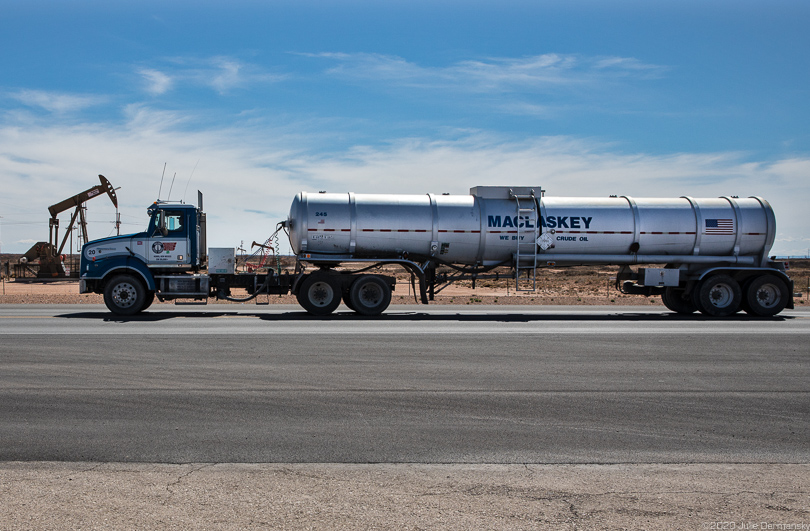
[2,323,809,335]
[1,307,808,335]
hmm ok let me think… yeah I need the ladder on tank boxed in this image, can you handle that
[511,189,541,291]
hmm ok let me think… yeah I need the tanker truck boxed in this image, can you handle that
[79,186,793,318]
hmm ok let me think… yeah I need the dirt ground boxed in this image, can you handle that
[3,463,809,531]
[2,258,808,307]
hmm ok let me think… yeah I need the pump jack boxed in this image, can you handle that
[21,175,118,278]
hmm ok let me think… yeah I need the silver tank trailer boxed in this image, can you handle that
[288,186,776,266]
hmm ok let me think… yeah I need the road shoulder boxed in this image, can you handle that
[3,463,808,529]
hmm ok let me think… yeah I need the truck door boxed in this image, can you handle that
[147,208,190,267]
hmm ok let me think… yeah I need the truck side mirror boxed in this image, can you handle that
[159,214,168,237]
[153,211,168,237]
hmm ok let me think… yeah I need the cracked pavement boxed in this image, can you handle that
[2,463,809,529]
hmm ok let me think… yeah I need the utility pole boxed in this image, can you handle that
[1,215,4,288]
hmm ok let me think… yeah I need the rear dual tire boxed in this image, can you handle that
[297,272,392,316]
[661,287,697,315]
[297,272,341,316]
[743,274,788,317]
[684,273,789,318]
[348,275,392,316]
[694,274,741,317]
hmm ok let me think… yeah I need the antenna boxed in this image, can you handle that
[167,172,177,202]
[158,162,167,200]
[183,159,200,203]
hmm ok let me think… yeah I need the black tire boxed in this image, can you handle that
[349,275,392,316]
[661,287,697,315]
[694,274,741,317]
[297,272,341,316]
[738,277,753,315]
[342,291,356,312]
[103,274,146,316]
[141,290,156,312]
[744,274,788,317]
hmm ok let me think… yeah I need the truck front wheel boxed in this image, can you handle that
[104,274,146,316]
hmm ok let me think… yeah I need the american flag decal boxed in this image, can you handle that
[705,219,734,235]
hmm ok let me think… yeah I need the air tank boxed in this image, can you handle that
[288,186,776,266]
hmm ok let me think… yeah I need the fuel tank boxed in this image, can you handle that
[287,186,776,266]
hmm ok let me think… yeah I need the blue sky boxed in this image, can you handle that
[1,0,808,255]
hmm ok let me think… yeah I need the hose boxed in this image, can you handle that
[216,223,287,303]
[414,255,511,275]
[216,272,274,302]
[273,224,282,276]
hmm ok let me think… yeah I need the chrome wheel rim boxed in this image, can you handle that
[308,281,334,307]
[358,283,382,307]
[708,283,734,308]
[111,282,138,308]
[755,283,781,308]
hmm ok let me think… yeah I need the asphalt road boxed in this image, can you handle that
[1,304,808,464]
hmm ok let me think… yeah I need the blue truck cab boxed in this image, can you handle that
[80,197,208,314]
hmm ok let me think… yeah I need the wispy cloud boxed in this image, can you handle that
[207,57,247,94]
[307,52,667,93]
[6,90,107,114]
[138,68,173,95]
[137,56,286,96]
